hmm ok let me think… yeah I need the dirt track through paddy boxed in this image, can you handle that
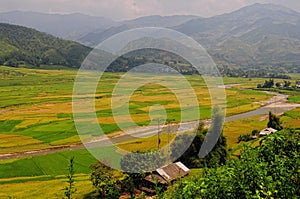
[0,90,299,161]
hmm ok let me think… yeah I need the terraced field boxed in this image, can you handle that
[0,66,273,154]
[0,66,299,198]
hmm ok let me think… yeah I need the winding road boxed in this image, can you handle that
[0,90,299,161]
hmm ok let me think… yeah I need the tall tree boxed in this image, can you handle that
[267,112,283,130]
[171,121,228,168]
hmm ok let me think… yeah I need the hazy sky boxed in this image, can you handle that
[0,0,299,20]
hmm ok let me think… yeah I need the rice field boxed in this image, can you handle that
[0,174,93,199]
[0,66,277,155]
[0,66,298,198]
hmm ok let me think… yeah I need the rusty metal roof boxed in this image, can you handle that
[145,162,190,184]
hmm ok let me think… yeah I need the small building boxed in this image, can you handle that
[141,162,190,193]
[259,128,278,136]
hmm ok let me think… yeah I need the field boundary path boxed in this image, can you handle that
[0,90,299,161]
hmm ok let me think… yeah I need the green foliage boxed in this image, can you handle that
[0,23,91,68]
[275,82,282,88]
[283,80,292,88]
[171,123,228,168]
[120,151,166,173]
[120,175,135,198]
[268,111,283,130]
[90,161,124,199]
[258,79,299,90]
[238,134,252,143]
[153,176,164,199]
[252,129,259,136]
[64,157,76,199]
[258,79,275,88]
[165,130,300,199]
[219,64,291,79]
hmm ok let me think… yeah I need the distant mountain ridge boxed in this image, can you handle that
[0,11,198,43]
[174,3,300,45]
[78,15,199,46]
[76,3,300,71]
[0,11,115,40]
[172,3,300,70]
[0,3,300,73]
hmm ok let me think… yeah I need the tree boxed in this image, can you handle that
[120,175,136,198]
[251,129,259,136]
[283,80,291,88]
[262,79,274,88]
[120,151,166,174]
[275,82,282,88]
[257,84,262,88]
[238,134,251,143]
[171,121,228,168]
[64,157,76,199]
[267,112,283,130]
[90,161,124,199]
[257,79,276,88]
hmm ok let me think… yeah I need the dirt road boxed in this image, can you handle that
[0,90,299,161]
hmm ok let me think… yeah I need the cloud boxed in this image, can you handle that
[0,0,299,20]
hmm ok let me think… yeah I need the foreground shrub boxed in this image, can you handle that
[165,130,300,198]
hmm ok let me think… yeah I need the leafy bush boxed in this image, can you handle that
[238,134,251,143]
[90,161,125,199]
[252,129,259,136]
[165,130,300,198]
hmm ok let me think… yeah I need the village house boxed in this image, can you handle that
[259,128,278,136]
[252,127,278,139]
[141,162,190,194]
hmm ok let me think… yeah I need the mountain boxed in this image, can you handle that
[173,3,300,68]
[78,15,199,46]
[120,15,199,27]
[174,3,300,43]
[0,23,91,67]
[0,11,115,40]
[1,4,300,74]
[78,24,132,47]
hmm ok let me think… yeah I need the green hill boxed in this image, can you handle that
[0,23,91,68]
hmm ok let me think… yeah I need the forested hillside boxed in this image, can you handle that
[0,23,91,67]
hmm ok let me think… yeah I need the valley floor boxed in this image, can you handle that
[0,67,299,198]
